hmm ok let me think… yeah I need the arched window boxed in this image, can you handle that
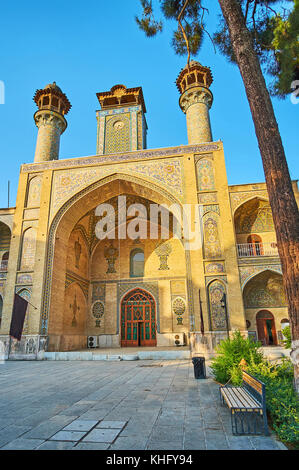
[130,249,144,278]
[247,234,263,256]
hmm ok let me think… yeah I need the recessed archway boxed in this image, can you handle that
[44,174,186,350]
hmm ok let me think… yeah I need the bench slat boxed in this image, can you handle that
[233,387,261,408]
[221,387,261,410]
[221,389,240,409]
[242,372,263,394]
[222,388,246,409]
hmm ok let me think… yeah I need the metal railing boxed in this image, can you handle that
[237,243,278,258]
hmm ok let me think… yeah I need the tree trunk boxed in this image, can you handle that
[218,0,299,391]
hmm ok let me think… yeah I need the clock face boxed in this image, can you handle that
[113,120,124,130]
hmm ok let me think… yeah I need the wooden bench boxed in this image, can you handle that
[219,370,269,435]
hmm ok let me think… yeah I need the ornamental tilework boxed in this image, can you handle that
[203,214,222,259]
[155,241,172,270]
[0,223,11,251]
[201,204,220,216]
[22,144,219,173]
[243,270,286,308]
[208,280,227,331]
[92,283,106,302]
[20,227,37,270]
[105,114,131,154]
[196,157,215,191]
[50,159,184,218]
[230,190,268,212]
[65,272,89,299]
[205,262,225,274]
[26,175,42,207]
[239,265,282,290]
[235,201,274,233]
[16,273,33,285]
[198,193,217,204]
[91,300,105,327]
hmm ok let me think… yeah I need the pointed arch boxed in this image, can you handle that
[207,279,228,331]
[44,173,187,338]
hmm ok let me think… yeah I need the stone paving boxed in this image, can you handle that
[0,360,286,450]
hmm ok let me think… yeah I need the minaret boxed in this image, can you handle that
[33,82,71,162]
[176,61,213,144]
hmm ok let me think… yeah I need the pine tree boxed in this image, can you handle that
[136,0,299,392]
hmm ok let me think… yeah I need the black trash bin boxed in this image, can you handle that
[192,356,206,379]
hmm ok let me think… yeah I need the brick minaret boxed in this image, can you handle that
[176,61,213,144]
[33,82,71,162]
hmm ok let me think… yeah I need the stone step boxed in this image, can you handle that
[43,349,191,361]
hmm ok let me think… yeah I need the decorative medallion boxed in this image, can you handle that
[92,300,105,327]
[173,297,186,316]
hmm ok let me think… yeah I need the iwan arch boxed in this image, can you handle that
[0,62,298,358]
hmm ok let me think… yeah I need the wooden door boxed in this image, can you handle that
[121,288,157,347]
[247,234,264,256]
[256,310,277,345]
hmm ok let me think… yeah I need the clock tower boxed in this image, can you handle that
[96,84,147,155]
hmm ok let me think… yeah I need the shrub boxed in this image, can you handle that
[210,330,263,385]
[247,359,299,447]
[282,326,292,349]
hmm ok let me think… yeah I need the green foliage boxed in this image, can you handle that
[135,0,163,37]
[136,0,206,57]
[266,1,299,96]
[247,359,299,447]
[210,330,263,385]
[214,0,299,96]
[282,326,292,349]
[135,0,298,97]
[172,22,204,56]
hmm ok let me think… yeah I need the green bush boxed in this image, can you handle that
[247,359,299,447]
[210,330,263,385]
[282,326,292,349]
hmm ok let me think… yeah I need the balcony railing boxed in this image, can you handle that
[237,242,278,258]
[0,260,8,272]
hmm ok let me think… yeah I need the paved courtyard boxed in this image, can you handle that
[0,360,286,450]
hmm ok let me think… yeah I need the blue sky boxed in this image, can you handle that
[0,0,297,208]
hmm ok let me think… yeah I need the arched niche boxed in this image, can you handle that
[19,227,37,271]
[207,279,228,331]
[243,270,287,309]
[234,198,274,245]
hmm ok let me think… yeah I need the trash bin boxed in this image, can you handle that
[192,356,206,379]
